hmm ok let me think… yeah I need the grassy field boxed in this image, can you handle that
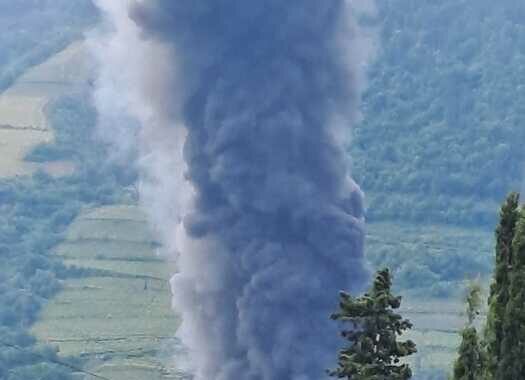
[31,210,489,378]
[0,40,89,178]
[401,297,474,374]
[0,127,52,176]
[32,205,181,380]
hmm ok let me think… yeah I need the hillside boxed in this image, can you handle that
[366,222,492,296]
[32,205,180,380]
[1,2,522,380]
[353,0,525,227]
[0,41,91,178]
[0,27,176,377]
[0,0,97,91]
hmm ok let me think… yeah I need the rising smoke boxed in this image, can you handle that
[91,1,375,379]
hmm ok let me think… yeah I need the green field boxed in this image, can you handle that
[401,297,482,374]
[31,208,489,377]
[0,41,89,178]
[32,205,180,380]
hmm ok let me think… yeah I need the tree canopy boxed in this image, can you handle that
[352,0,525,227]
[331,268,416,379]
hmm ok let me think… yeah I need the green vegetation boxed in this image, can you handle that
[4,2,525,380]
[453,328,483,380]
[442,194,525,380]
[452,283,484,380]
[0,40,92,178]
[365,222,492,297]
[353,0,525,227]
[331,268,416,379]
[0,93,134,379]
[0,0,98,91]
[0,18,104,372]
[349,3,525,374]
[330,294,468,379]
[27,96,98,163]
[340,196,525,380]
[498,206,525,379]
[484,193,519,379]
[31,205,179,380]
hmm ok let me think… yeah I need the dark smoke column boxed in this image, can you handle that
[131,1,369,379]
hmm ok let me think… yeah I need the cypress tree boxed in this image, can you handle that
[330,268,416,380]
[484,192,519,380]
[497,206,525,379]
[454,328,484,380]
[453,282,484,380]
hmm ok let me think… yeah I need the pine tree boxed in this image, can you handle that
[484,193,519,380]
[330,268,417,380]
[497,206,525,379]
[453,282,484,380]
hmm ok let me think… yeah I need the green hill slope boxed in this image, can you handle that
[32,205,180,380]
[353,0,525,227]
[366,222,492,296]
[0,41,91,178]
[0,0,97,91]
[2,2,520,379]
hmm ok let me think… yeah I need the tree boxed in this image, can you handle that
[453,282,484,380]
[497,206,525,379]
[483,193,519,380]
[330,268,417,380]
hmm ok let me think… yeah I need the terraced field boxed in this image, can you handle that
[32,205,181,380]
[30,207,491,378]
[401,297,479,375]
[0,40,90,177]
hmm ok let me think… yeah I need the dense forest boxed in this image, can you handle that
[355,0,525,300]
[353,0,525,227]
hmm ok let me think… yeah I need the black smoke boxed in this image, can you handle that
[122,1,370,379]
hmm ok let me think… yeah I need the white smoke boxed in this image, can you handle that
[89,0,192,257]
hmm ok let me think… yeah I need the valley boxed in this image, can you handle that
[2,2,521,379]
[32,205,179,380]
[0,41,89,178]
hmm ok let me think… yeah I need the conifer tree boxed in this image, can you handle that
[453,282,484,380]
[330,268,416,380]
[484,193,519,380]
[497,206,525,379]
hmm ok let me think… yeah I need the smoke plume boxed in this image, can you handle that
[90,1,375,379]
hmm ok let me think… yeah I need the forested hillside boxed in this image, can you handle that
[0,0,97,91]
[353,0,525,227]
[0,2,129,377]
[0,94,136,379]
